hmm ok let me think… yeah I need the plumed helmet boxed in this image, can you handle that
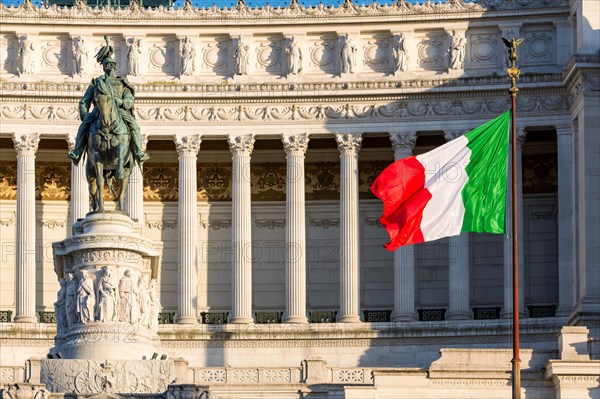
[95,35,114,65]
[102,56,116,66]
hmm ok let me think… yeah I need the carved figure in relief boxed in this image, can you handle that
[72,36,88,76]
[340,34,357,74]
[286,37,302,75]
[137,275,150,326]
[54,278,68,335]
[393,33,408,73]
[17,35,35,75]
[119,269,139,323]
[128,38,142,76]
[449,30,466,69]
[67,36,149,212]
[77,271,96,324]
[180,37,195,76]
[66,273,79,326]
[148,279,160,329]
[97,266,117,322]
[233,38,249,75]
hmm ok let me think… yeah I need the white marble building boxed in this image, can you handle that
[0,0,599,397]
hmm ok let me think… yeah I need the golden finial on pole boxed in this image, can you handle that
[502,36,523,399]
[503,37,523,97]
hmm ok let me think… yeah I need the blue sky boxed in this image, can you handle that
[0,0,434,8]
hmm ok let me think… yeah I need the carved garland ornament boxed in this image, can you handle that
[0,95,570,123]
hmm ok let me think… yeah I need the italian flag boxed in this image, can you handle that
[371,111,511,251]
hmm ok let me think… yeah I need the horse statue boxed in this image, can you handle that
[85,76,132,213]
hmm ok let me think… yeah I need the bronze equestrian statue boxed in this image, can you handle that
[68,36,149,213]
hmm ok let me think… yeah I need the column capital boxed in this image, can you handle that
[335,133,362,156]
[555,124,573,136]
[13,133,40,154]
[174,134,201,155]
[443,129,468,142]
[389,131,416,158]
[228,134,255,156]
[282,133,309,155]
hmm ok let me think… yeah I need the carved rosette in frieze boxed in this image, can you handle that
[522,25,555,66]
[255,38,283,74]
[362,36,391,73]
[416,34,446,71]
[468,32,500,67]
[308,38,337,73]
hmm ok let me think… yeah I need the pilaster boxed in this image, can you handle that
[555,124,575,317]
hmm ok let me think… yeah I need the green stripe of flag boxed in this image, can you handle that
[461,110,511,234]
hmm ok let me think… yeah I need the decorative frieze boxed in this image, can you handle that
[0,95,570,124]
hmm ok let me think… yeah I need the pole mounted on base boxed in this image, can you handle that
[502,36,523,399]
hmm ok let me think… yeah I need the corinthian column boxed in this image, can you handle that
[335,133,362,323]
[389,131,417,322]
[13,133,40,323]
[229,134,255,324]
[125,134,148,224]
[67,134,89,228]
[444,130,471,320]
[174,134,201,324]
[503,128,526,318]
[282,133,309,323]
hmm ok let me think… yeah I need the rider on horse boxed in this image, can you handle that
[67,45,148,166]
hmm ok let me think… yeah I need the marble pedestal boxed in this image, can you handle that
[51,213,163,360]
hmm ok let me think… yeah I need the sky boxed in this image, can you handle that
[0,0,438,9]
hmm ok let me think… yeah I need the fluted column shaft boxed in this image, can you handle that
[444,131,471,320]
[67,134,89,228]
[336,133,362,323]
[503,128,526,317]
[175,135,201,324]
[282,134,309,323]
[229,134,255,324]
[556,123,575,317]
[125,134,148,224]
[13,133,40,323]
[389,131,417,322]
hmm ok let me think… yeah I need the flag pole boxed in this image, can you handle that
[504,37,523,399]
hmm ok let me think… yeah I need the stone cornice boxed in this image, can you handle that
[0,0,569,25]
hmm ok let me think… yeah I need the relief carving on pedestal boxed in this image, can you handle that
[57,267,161,330]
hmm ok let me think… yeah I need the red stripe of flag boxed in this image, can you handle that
[370,156,432,250]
